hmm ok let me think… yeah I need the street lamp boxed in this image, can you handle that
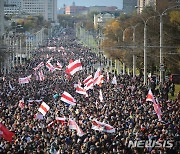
[157,5,180,84]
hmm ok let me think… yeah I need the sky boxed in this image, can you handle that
[57,0,123,9]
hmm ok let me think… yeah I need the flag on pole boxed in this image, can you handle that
[0,123,15,142]
[76,84,88,96]
[38,70,45,81]
[66,59,82,75]
[68,119,84,137]
[60,91,76,106]
[56,117,66,125]
[55,61,62,70]
[83,75,94,90]
[38,102,50,116]
[99,89,103,102]
[93,68,101,85]
[146,89,155,102]
[19,75,32,84]
[91,120,115,133]
[46,62,55,72]
[33,62,44,71]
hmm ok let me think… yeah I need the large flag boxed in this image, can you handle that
[93,68,101,85]
[19,75,32,84]
[33,62,44,71]
[76,84,87,96]
[38,70,45,81]
[60,91,76,106]
[0,123,15,142]
[146,90,162,121]
[66,59,82,75]
[111,75,117,85]
[84,75,94,90]
[55,61,62,70]
[38,102,50,116]
[146,89,155,102]
[68,119,84,137]
[99,89,103,102]
[46,62,55,72]
[56,117,66,125]
[91,120,115,133]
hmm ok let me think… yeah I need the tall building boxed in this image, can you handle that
[137,0,179,13]
[0,0,4,37]
[4,0,22,15]
[123,0,137,14]
[22,0,57,21]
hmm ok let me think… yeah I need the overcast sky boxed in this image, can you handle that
[57,0,123,9]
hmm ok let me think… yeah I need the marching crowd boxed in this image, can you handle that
[0,27,179,154]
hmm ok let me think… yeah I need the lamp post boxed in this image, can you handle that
[158,5,180,84]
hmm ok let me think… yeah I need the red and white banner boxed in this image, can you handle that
[84,75,94,90]
[76,84,88,96]
[92,120,115,133]
[93,68,101,85]
[38,70,45,81]
[19,99,25,109]
[68,119,84,137]
[96,75,104,87]
[38,102,50,116]
[60,91,76,106]
[55,61,62,70]
[33,62,44,71]
[66,59,82,75]
[46,62,55,72]
[19,75,32,84]
[56,117,66,125]
[99,89,103,102]
[146,90,162,120]
[0,123,15,142]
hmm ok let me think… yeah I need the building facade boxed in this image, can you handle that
[22,0,57,21]
[0,0,4,37]
[123,0,137,14]
[137,0,179,13]
[4,0,22,15]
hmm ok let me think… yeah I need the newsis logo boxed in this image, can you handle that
[127,140,174,148]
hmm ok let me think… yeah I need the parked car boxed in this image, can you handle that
[169,74,180,84]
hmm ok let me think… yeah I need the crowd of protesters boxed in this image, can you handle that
[0,27,179,154]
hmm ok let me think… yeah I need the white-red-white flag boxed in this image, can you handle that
[60,91,76,106]
[19,75,32,84]
[55,61,62,70]
[111,75,117,85]
[68,119,84,137]
[84,75,94,90]
[33,62,44,71]
[99,89,103,102]
[146,89,155,102]
[38,102,50,116]
[93,68,101,85]
[46,62,55,72]
[66,59,82,75]
[153,99,162,121]
[76,84,88,96]
[96,75,104,87]
[47,121,55,128]
[19,99,25,109]
[56,117,66,125]
[92,120,115,133]
[38,70,45,81]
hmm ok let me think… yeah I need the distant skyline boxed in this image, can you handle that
[57,0,123,9]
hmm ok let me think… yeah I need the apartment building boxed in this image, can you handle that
[4,0,22,15]
[0,0,4,37]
